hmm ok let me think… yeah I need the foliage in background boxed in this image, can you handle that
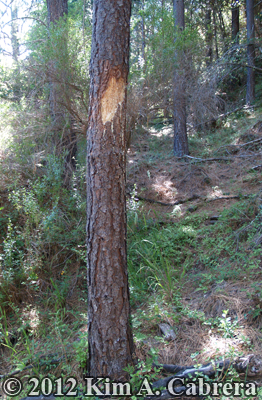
[0,0,262,395]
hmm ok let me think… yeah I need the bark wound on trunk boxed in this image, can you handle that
[87,0,134,381]
[101,77,125,124]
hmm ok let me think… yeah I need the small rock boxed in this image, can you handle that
[159,323,176,341]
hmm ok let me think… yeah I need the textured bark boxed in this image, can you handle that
[173,0,188,157]
[46,0,67,23]
[86,0,134,380]
[174,0,184,29]
[232,5,239,43]
[246,0,255,104]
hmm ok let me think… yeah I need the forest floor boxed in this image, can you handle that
[0,106,262,399]
[125,108,262,395]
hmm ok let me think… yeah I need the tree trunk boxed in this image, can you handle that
[86,0,134,381]
[246,0,255,104]
[11,2,21,102]
[218,10,227,51]
[205,7,213,66]
[46,0,77,182]
[213,9,219,59]
[232,4,239,43]
[140,0,147,122]
[141,0,146,73]
[46,0,67,23]
[173,0,188,157]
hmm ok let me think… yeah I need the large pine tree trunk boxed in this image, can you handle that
[246,0,255,104]
[173,0,188,157]
[86,0,134,380]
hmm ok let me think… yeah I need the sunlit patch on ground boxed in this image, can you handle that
[152,178,178,200]
[22,307,40,331]
[151,126,173,138]
[207,186,224,199]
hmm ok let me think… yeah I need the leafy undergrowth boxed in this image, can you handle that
[1,105,262,399]
[126,107,262,398]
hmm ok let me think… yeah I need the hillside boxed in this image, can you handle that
[0,106,262,398]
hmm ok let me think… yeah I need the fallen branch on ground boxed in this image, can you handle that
[129,193,200,206]
[144,354,262,399]
[206,195,249,202]
[178,153,261,164]
[214,138,262,155]
[127,193,249,206]
[18,355,262,400]
[251,164,262,170]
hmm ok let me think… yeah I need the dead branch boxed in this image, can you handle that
[3,16,48,29]
[206,195,248,202]
[251,164,262,170]
[215,138,262,155]
[227,62,262,74]
[178,153,261,164]
[17,355,262,400]
[127,193,200,206]
[145,354,262,399]
[127,192,250,207]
